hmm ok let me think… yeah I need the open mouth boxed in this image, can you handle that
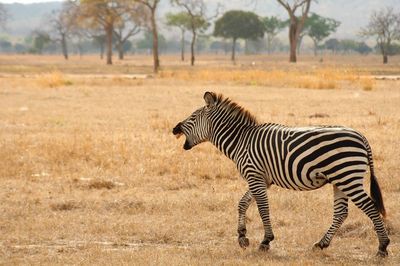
[183,140,192,150]
[173,123,185,140]
[173,123,191,150]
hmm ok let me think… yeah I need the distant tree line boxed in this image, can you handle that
[1,0,400,68]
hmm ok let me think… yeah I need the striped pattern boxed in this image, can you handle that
[173,92,390,256]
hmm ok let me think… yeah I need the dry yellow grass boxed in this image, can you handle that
[0,54,399,265]
[360,77,376,91]
[159,67,382,91]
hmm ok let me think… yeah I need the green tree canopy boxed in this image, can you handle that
[166,12,191,61]
[339,39,358,53]
[166,11,191,29]
[324,38,340,53]
[137,30,166,52]
[214,10,264,61]
[355,42,372,55]
[262,16,286,53]
[306,13,340,55]
[31,31,51,54]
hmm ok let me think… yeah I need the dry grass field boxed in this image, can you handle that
[0,54,399,265]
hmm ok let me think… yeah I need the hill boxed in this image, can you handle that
[3,2,62,38]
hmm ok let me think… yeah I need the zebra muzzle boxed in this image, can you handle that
[173,123,183,139]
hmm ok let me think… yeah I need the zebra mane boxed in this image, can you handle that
[214,94,259,125]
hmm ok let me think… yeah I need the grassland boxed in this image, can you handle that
[0,54,399,265]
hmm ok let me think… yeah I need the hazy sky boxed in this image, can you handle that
[0,0,62,3]
[2,0,398,41]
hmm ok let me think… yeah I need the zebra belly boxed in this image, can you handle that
[270,168,328,191]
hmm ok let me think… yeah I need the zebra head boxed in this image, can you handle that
[173,92,217,150]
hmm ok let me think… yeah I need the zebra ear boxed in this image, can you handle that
[204,92,216,107]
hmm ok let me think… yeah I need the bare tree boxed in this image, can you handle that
[276,0,312,63]
[0,3,9,31]
[113,4,145,60]
[172,0,214,66]
[78,0,131,65]
[135,0,160,73]
[360,7,400,64]
[114,24,139,60]
[49,11,69,60]
[91,33,106,58]
[48,2,77,60]
[69,16,104,59]
[65,1,103,59]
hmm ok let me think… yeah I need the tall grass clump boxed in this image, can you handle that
[37,71,73,88]
[359,76,375,91]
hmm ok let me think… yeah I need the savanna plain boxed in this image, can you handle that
[0,54,399,265]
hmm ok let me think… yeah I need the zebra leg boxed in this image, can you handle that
[238,190,254,249]
[334,179,390,257]
[248,179,274,251]
[313,185,348,250]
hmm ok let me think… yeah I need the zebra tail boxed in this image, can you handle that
[361,133,387,218]
[370,173,386,218]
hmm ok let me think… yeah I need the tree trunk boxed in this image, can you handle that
[61,33,68,60]
[181,28,185,61]
[224,42,228,55]
[289,22,297,63]
[151,9,160,73]
[267,36,272,54]
[117,41,124,60]
[190,29,196,66]
[105,24,113,65]
[313,39,318,56]
[231,37,236,62]
[100,42,104,59]
[77,43,83,59]
[279,0,311,63]
[297,35,303,55]
[379,42,389,64]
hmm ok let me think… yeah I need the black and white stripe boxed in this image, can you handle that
[173,92,390,256]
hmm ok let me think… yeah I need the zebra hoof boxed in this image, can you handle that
[238,237,249,249]
[259,243,270,252]
[312,241,328,250]
[376,250,388,257]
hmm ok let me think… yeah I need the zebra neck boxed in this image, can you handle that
[209,118,254,161]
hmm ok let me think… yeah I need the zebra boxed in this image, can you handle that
[172,92,390,257]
